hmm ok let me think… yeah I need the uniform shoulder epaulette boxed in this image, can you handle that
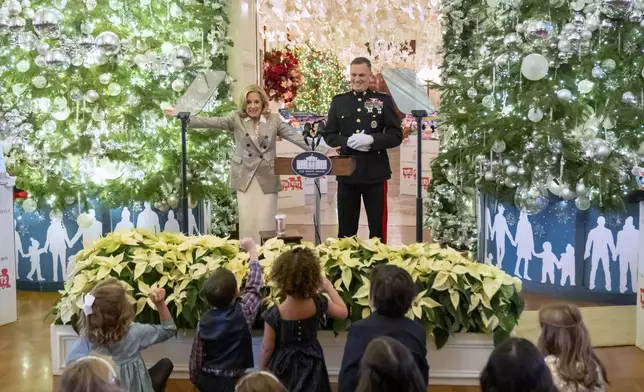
[333,91,351,99]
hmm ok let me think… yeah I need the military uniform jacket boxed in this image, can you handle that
[189,113,322,194]
[323,90,402,184]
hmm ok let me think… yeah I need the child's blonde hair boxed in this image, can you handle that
[235,371,287,392]
[59,353,123,392]
[78,278,135,347]
[538,303,608,389]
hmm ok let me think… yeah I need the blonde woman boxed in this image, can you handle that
[164,85,338,242]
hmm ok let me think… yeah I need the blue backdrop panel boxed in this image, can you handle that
[15,201,203,292]
[479,194,638,305]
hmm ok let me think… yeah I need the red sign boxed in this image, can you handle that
[282,176,303,191]
[422,177,431,188]
[0,268,10,290]
[640,289,644,309]
[402,167,417,179]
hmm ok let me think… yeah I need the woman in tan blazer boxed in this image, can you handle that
[164,85,338,242]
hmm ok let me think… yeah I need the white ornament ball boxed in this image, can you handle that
[172,58,185,71]
[85,90,99,103]
[77,213,94,228]
[547,177,562,196]
[140,0,151,5]
[506,165,519,176]
[22,198,37,213]
[561,186,576,200]
[81,21,94,34]
[36,42,49,55]
[7,1,22,16]
[528,107,544,122]
[520,53,549,81]
[16,59,30,72]
[557,89,573,101]
[23,8,34,19]
[577,79,594,94]
[484,171,496,181]
[594,143,612,160]
[639,141,644,155]
[32,75,46,88]
[175,45,193,65]
[171,79,185,92]
[108,83,121,96]
[623,91,637,104]
[575,196,591,210]
[558,38,572,52]
[161,42,174,55]
[575,181,586,196]
[492,140,506,153]
[99,73,112,84]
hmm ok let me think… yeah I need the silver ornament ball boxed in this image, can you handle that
[44,48,70,71]
[95,31,120,56]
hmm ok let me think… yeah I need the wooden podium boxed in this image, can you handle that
[274,156,356,177]
[272,155,355,244]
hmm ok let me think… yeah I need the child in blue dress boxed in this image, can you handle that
[260,247,348,392]
[66,278,176,392]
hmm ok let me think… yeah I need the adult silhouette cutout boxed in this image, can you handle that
[491,205,515,268]
[584,216,616,291]
[485,206,494,264]
[534,242,558,284]
[559,244,575,287]
[14,219,25,279]
[164,210,181,233]
[615,217,639,293]
[188,209,201,236]
[513,212,534,280]
[43,211,71,282]
[70,209,103,249]
[25,238,45,281]
[114,207,135,232]
[137,201,160,233]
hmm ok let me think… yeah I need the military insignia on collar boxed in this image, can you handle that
[371,120,377,128]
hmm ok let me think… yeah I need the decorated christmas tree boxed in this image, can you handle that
[293,45,348,115]
[427,0,644,250]
[0,0,238,234]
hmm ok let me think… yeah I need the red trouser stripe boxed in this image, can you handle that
[382,181,388,244]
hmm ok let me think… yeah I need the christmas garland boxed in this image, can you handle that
[263,49,303,105]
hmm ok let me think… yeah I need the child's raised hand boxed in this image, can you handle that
[240,237,259,259]
[240,237,256,252]
[150,288,166,305]
[320,274,332,292]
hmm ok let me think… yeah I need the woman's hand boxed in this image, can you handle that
[325,146,341,157]
[162,106,177,117]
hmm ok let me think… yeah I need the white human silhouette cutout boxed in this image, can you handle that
[513,212,534,280]
[615,217,639,293]
[14,219,25,279]
[486,206,493,240]
[43,211,72,282]
[137,201,160,233]
[534,241,558,284]
[559,244,575,287]
[70,209,103,249]
[486,253,494,265]
[491,205,515,268]
[188,210,200,236]
[114,207,135,232]
[25,238,46,281]
[584,216,616,291]
[164,210,181,233]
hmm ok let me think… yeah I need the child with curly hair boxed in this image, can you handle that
[66,278,176,392]
[260,247,348,392]
[60,354,124,392]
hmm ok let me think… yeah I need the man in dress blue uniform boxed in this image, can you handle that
[323,57,402,242]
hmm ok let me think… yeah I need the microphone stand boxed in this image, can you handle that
[178,111,190,235]
[411,109,427,243]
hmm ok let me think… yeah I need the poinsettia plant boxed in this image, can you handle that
[263,49,303,106]
[51,230,524,348]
